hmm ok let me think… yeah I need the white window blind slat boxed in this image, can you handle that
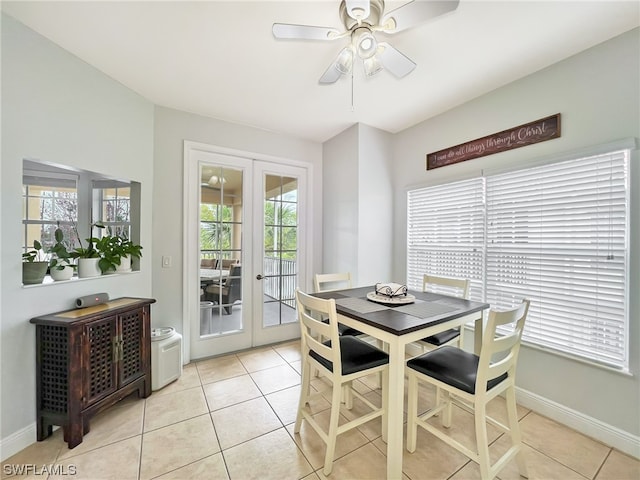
[407,149,629,370]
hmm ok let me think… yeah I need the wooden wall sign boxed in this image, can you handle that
[426,113,561,170]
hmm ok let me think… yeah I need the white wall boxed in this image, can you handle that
[322,125,360,280]
[0,14,155,458]
[390,28,640,448]
[358,124,393,285]
[322,124,394,286]
[152,106,323,332]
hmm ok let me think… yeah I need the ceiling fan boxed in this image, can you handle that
[272,0,460,84]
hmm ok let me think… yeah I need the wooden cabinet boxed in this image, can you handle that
[30,297,155,449]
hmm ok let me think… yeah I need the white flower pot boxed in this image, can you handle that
[50,265,74,281]
[115,255,132,273]
[77,258,101,278]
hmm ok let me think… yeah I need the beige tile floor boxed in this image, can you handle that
[3,340,639,480]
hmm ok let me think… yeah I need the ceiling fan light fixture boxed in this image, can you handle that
[335,46,355,74]
[363,55,383,77]
[353,28,377,59]
[208,175,226,186]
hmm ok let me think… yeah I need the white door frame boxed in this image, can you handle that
[183,140,314,362]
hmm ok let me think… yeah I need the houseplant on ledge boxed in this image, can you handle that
[70,222,104,278]
[22,240,48,285]
[48,224,75,281]
[114,237,142,273]
[95,235,142,274]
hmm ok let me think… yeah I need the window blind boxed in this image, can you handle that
[485,151,628,369]
[407,178,486,300]
[406,149,629,370]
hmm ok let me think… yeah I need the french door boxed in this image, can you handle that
[184,143,308,360]
[252,162,307,346]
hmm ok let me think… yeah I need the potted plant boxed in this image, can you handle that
[95,235,143,274]
[48,223,75,281]
[69,222,104,278]
[22,240,48,285]
[115,236,143,273]
[94,235,119,274]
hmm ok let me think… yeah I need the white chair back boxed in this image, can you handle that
[314,272,352,293]
[296,288,343,376]
[476,299,530,395]
[423,274,470,299]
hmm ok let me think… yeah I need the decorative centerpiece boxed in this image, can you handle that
[367,282,415,305]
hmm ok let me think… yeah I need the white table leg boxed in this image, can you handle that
[386,339,405,480]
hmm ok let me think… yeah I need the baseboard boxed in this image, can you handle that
[516,387,640,460]
[0,423,37,462]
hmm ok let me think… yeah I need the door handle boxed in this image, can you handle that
[256,274,264,280]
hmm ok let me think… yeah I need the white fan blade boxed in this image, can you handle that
[345,0,370,20]
[272,23,340,41]
[382,0,460,33]
[319,63,343,85]
[378,43,416,78]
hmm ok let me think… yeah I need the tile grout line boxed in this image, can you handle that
[592,448,614,480]
[138,395,147,480]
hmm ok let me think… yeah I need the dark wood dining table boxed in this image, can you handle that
[313,285,490,480]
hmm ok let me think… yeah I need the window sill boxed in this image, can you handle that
[22,270,140,289]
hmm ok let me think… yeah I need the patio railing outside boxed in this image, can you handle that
[263,256,297,309]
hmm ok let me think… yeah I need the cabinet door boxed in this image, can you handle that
[84,317,118,406]
[119,308,146,386]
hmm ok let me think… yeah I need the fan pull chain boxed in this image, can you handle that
[351,69,355,112]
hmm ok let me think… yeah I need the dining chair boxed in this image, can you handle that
[406,299,530,480]
[313,272,362,337]
[419,274,470,351]
[313,271,351,293]
[314,272,382,393]
[294,289,389,476]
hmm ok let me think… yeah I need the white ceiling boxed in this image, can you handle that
[3,1,639,143]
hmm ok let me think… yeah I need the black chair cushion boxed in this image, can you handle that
[310,336,389,376]
[421,328,460,346]
[322,318,363,337]
[337,323,363,337]
[407,346,507,394]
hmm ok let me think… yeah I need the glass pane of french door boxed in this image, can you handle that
[260,174,300,337]
[199,165,244,337]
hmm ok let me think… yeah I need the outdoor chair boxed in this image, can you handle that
[206,264,242,314]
